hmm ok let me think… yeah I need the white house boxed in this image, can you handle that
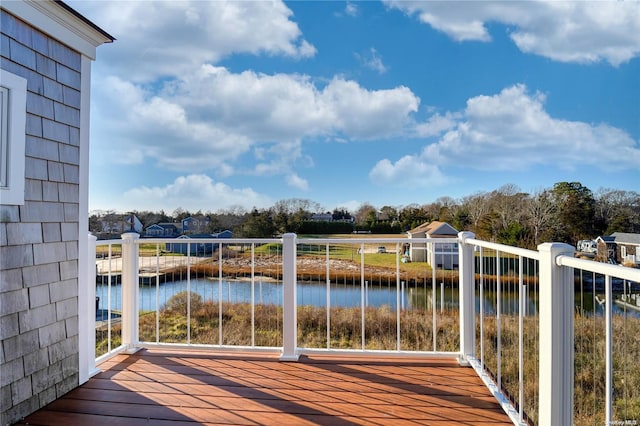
[407,221,459,269]
[0,2,113,423]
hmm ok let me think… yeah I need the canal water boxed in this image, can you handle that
[96,278,640,318]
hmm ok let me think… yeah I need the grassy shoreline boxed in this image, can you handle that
[96,294,640,425]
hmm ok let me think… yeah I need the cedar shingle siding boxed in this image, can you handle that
[1,11,82,423]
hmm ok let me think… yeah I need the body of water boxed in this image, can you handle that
[97,278,407,312]
[95,278,640,318]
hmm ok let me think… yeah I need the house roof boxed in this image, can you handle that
[56,1,115,42]
[611,232,640,245]
[177,234,217,239]
[596,236,616,244]
[153,230,231,238]
[182,216,210,222]
[2,0,114,59]
[146,223,179,230]
[407,221,458,237]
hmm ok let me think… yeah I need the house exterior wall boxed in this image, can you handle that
[617,243,639,265]
[182,216,210,234]
[408,232,427,262]
[166,239,216,256]
[431,242,459,270]
[1,10,83,424]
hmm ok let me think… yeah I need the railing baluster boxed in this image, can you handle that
[326,243,330,349]
[155,243,159,344]
[187,243,191,345]
[479,246,484,367]
[605,274,612,424]
[253,243,259,345]
[518,255,524,423]
[107,243,112,353]
[496,249,501,390]
[432,240,437,351]
[396,243,401,351]
[361,242,365,350]
[218,242,223,346]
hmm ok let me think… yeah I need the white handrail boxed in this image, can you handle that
[557,254,640,282]
[467,237,540,260]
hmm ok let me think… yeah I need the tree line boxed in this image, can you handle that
[89,182,639,249]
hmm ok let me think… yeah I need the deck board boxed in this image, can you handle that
[16,349,513,425]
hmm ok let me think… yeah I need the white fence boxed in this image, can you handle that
[84,232,640,426]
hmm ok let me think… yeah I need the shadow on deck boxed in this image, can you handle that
[16,349,512,425]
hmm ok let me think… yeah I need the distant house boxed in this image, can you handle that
[310,213,333,222]
[144,222,180,238]
[165,231,232,255]
[99,213,142,236]
[182,215,210,234]
[376,211,390,222]
[407,221,459,269]
[597,233,640,265]
[212,230,233,239]
[613,233,640,265]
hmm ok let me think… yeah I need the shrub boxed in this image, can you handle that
[164,291,204,312]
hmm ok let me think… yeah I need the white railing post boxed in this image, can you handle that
[121,232,140,352]
[281,233,299,361]
[458,231,476,364]
[79,233,99,383]
[538,242,574,426]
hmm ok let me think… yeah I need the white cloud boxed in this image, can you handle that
[431,84,640,169]
[319,78,418,138]
[336,2,359,18]
[92,75,252,172]
[122,174,272,212]
[370,156,447,186]
[385,1,640,66]
[251,140,314,180]
[74,0,419,197]
[334,200,363,213]
[356,48,388,74]
[286,174,309,191]
[345,3,359,17]
[414,112,460,137]
[73,0,316,82]
[92,67,420,175]
[372,84,640,186]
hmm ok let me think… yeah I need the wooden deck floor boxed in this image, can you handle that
[16,349,512,425]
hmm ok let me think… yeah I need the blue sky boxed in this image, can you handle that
[69,1,640,214]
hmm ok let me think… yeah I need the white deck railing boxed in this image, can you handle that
[84,232,640,426]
